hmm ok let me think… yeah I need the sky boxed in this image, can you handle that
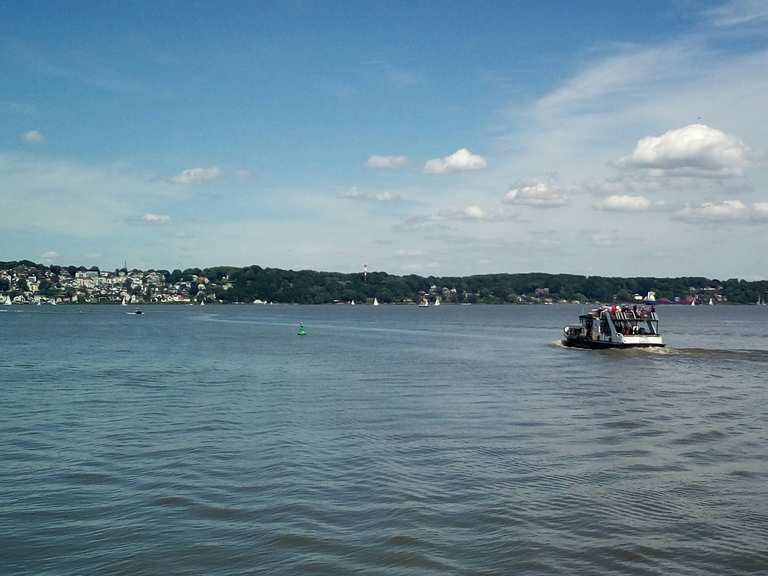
[1,0,767,278]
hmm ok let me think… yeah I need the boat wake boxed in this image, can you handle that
[554,341,768,362]
[667,347,768,362]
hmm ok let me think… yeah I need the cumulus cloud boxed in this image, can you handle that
[462,205,486,220]
[424,148,487,174]
[143,213,172,224]
[619,124,749,175]
[503,181,567,207]
[337,186,401,202]
[594,194,652,212]
[396,205,511,231]
[440,205,515,222]
[366,155,409,169]
[22,130,44,144]
[170,167,221,184]
[674,199,768,223]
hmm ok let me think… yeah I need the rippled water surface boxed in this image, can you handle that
[2,304,767,575]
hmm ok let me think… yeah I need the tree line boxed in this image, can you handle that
[2,260,767,304]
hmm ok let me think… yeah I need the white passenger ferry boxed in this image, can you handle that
[562,302,664,349]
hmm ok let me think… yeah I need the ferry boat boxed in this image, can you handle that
[562,302,664,349]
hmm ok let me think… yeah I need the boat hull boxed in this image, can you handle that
[562,337,664,349]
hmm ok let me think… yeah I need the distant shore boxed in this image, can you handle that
[2,260,767,306]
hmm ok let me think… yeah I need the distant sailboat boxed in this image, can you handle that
[351,300,355,306]
[708,298,714,306]
[200,299,205,306]
[434,296,440,306]
[690,298,696,306]
[121,294,128,306]
[4,297,11,306]
[373,297,379,306]
[418,296,429,307]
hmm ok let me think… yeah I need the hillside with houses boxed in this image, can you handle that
[1,260,767,305]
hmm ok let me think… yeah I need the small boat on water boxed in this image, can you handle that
[434,296,440,306]
[373,297,379,306]
[562,300,664,349]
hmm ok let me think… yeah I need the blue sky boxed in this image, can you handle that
[2,1,767,277]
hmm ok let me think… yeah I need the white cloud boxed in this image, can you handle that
[22,130,44,144]
[170,167,221,184]
[705,0,768,27]
[462,205,486,220]
[337,186,401,202]
[503,181,567,207]
[594,194,652,212]
[619,124,749,175]
[366,155,409,169]
[142,213,172,224]
[424,148,487,174]
[396,205,511,231]
[533,44,700,117]
[753,202,768,219]
[439,205,514,222]
[673,199,768,223]
[41,251,58,260]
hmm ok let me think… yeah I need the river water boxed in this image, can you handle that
[1,304,767,575]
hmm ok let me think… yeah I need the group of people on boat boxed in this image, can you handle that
[607,303,656,318]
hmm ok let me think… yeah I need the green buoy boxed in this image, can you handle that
[297,322,306,336]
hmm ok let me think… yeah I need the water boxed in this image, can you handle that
[2,304,767,575]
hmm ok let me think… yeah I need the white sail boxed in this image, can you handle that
[351,300,355,305]
[121,294,128,306]
[373,297,379,306]
[434,296,440,306]
[709,298,714,306]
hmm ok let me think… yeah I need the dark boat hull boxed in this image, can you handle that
[562,338,664,349]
